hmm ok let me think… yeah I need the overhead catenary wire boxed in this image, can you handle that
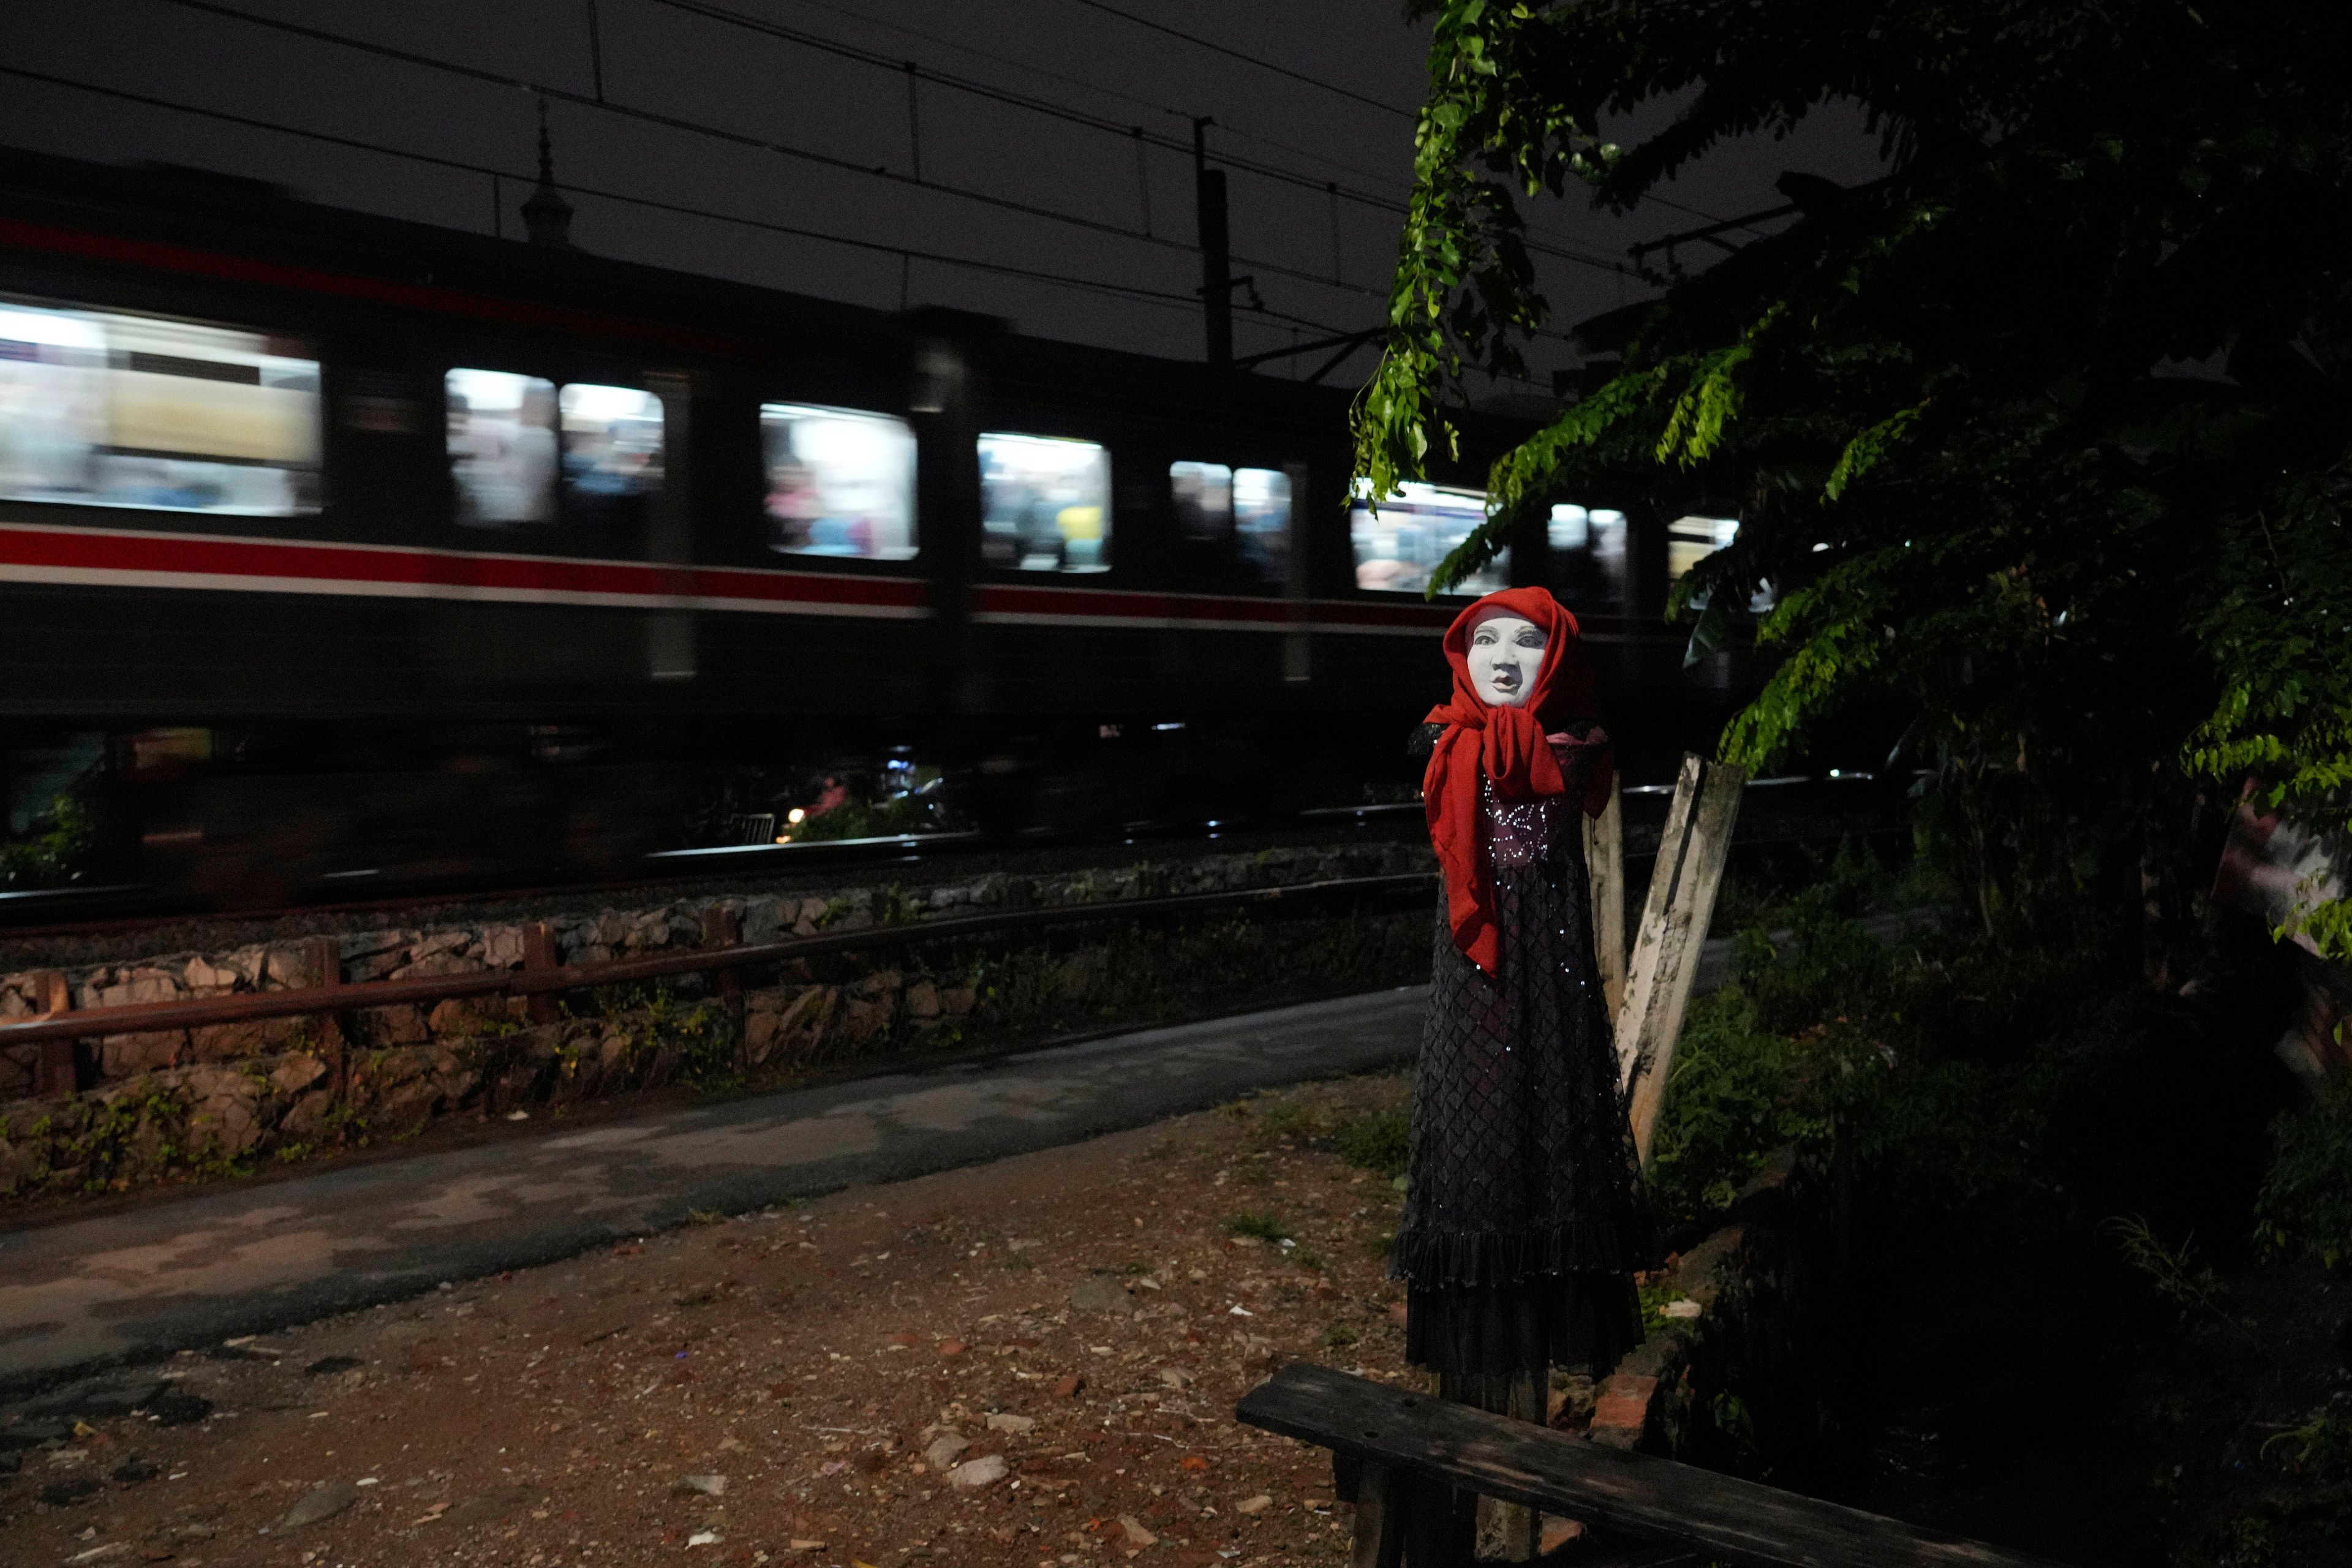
[643,0,1637,276]
[1059,0,1414,119]
[0,62,1254,324]
[149,0,1641,287]
[142,0,1617,309]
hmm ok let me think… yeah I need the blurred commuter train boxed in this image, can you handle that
[0,148,1763,904]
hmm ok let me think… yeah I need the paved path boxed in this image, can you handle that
[0,986,1428,1395]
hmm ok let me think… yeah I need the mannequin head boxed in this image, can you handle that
[1465,608,1548,707]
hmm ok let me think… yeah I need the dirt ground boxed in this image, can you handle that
[1,1074,1424,1568]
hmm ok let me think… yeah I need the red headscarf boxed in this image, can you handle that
[1423,586,1611,975]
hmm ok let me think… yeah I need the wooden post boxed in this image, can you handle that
[1615,753,1744,1166]
[303,938,346,1096]
[1582,776,1626,1020]
[522,922,561,1026]
[703,907,744,1069]
[1344,1457,1404,1568]
[31,970,75,1098]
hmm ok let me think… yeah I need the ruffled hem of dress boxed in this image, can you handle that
[1387,1218,1648,1289]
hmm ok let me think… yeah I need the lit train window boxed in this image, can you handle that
[446,369,556,526]
[1667,514,1739,581]
[761,403,917,560]
[1549,503,1629,602]
[559,383,665,540]
[0,299,320,516]
[1171,461,1289,589]
[1348,480,1509,595]
[980,433,1109,572]
[1667,513,1773,610]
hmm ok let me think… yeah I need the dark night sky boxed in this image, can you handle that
[3,1,1888,397]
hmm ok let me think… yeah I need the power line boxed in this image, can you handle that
[1060,0,1414,119]
[144,0,1556,303]
[644,0,1637,276]
[0,63,1229,320]
[761,0,1427,201]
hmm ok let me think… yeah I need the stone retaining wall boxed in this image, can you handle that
[0,842,1433,1202]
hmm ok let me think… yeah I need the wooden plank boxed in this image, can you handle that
[1235,1363,2068,1568]
[1615,754,1746,1164]
[1614,754,1702,1090]
[1583,776,1627,1020]
[31,969,75,1098]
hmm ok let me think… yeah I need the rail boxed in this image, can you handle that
[0,872,1438,1094]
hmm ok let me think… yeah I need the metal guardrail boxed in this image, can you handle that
[0,872,1439,1092]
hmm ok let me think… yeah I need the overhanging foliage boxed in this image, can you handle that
[1362,0,2352,954]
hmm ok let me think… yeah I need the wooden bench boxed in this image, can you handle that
[1236,1362,2068,1568]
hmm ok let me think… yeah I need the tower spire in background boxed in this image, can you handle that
[521,98,575,249]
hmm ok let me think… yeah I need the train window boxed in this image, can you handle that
[1349,480,1509,595]
[1170,461,1231,542]
[1667,514,1739,581]
[1549,503,1630,602]
[0,298,319,516]
[559,383,665,540]
[979,433,1109,572]
[1171,461,1289,589]
[761,403,917,560]
[1667,513,1773,610]
[446,369,557,526]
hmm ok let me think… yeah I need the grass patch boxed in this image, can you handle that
[1332,1109,1411,1182]
[1319,1322,1360,1350]
[1225,1211,1290,1243]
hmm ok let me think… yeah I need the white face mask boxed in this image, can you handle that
[1467,612,1547,707]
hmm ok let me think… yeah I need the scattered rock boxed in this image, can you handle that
[1069,1274,1131,1314]
[39,1475,102,1507]
[1120,1514,1158,1547]
[64,1544,130,1563]
[947,1453,1007,1489]
[1235,1494,1273,1515]
[676,1474,726,1496]
[303,1355,362,1377]
[938,1338,966,1358]
[1052,1373,1085,1399]
[1158,1367,1194,1390]
[273,1479,361,1530]
[110,1455,162,1483]
[441,1483,549,1527]
[144,1392,213,1427]
[924,1434,971,1469]
[984,1412,1036,1434]
[23,1381,167,1423]
[787,1541,827,1553]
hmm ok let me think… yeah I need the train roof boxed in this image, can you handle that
[0,144,1380,431]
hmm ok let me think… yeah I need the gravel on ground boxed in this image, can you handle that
[1,1073,1424,1568]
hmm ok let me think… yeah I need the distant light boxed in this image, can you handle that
[774,834,793,844]
[1204,820,1223,828]
[1153,722,1185,732]
[1812,542,1830,552]
[1828,769,1841,777]
[787,808,806,825]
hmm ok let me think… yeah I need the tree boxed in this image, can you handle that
[1360,0,2352,955]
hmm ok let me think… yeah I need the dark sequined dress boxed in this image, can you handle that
[1394,763,1648,1404]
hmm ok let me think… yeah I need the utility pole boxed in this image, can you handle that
[1194,118,1232,369]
